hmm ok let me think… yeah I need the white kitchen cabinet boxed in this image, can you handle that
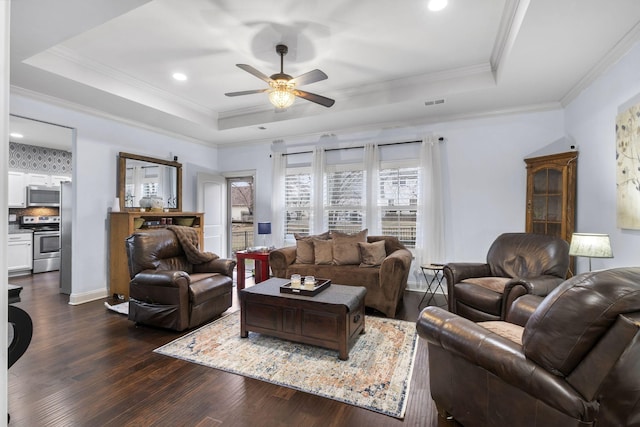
[8,171,26,208]
[8,233,33,274]
[50,175,71,186]
[27,173,50,186]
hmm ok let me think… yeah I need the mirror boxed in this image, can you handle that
[118,152,182,211]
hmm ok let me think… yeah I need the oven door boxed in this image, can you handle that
[33,231,61,259]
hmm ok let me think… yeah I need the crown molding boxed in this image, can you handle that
[490,0,531,80]
[24,45,216,124]
[10,85,217,148]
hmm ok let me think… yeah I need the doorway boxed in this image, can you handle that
[228,176,255,254]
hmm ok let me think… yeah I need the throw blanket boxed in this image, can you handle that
[167,225,219,264]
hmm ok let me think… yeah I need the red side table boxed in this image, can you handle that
[236,250,271,290]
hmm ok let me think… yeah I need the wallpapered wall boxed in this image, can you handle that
[9,141,72,175]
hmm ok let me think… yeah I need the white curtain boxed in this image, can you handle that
[415,135,445,268]
[311,147,326,233]
[271,149,286,248]
[364,143,380,235]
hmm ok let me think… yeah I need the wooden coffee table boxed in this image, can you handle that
[239,278,366,360]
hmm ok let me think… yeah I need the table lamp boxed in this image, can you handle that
[258,222,271,248]
[569,233,613,272]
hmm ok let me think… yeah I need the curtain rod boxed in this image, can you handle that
[281,137,444,157]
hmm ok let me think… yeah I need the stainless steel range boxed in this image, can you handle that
[20,215,61,273]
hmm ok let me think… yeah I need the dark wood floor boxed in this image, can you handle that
[8,272,452,426]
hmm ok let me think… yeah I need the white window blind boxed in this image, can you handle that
[325,166,364,233]
[379,163,419,247]
[284,168,311,236]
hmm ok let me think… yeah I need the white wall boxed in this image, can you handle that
[217,143,273,224]
[215,109,566,285]
[565,40,640,272]
[10,93,219,303]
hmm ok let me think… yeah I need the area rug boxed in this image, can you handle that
[154,311,418,419]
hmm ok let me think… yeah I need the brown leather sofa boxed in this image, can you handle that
[444,232,570,321]
[417,267,640,427]
[269,235,412,317]
[125,228,236,331]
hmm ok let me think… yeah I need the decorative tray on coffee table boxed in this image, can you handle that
[280,279,331,296]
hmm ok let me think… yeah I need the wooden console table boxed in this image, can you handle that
[236,250,271,290]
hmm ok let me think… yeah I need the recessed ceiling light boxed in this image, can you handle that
[427,0,448,12]
[172,72,188,81]
[10,132,24,138]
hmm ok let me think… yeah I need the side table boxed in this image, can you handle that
[419,264,447,308]
[236,250,271,290]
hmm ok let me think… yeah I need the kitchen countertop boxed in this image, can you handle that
[8,226,33,235]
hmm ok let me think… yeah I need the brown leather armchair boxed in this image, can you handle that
[444,232,569,321]
[125,228,235,331]
[417,267,640,427]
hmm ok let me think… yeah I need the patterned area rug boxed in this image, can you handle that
[154,311,418,419]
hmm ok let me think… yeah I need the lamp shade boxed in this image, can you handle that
[569,233,613,258]
[258,222,272,235]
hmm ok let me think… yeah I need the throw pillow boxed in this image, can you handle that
[313,239,333,265]
[331,229,368,265]
[358,240,386,267]
[294,231,330,264]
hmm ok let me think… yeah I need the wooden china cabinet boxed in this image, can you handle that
[525,151,578,274]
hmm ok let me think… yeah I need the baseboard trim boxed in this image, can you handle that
[68,288,108,305]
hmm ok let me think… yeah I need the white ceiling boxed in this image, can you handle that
[10,0,640,149]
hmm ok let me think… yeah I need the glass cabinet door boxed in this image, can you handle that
[531,168,563,237]
[525,150,578,252]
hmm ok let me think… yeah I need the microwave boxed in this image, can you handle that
[27,185,61,207]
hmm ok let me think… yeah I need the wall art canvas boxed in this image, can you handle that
[616,101,640,229]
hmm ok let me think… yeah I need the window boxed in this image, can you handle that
[284,168,311,236]
[379,164,419,247]
[281,143,421,248]
[325,166,364,234]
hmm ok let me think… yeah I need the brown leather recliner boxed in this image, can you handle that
[125,228,235,331]
[417,267,640,427]
[444,232,569,321]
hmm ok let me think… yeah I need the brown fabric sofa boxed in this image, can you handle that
[125,228,236,331]
[417,267,640,427]
[269,235,412,317]
[444,232,570,322]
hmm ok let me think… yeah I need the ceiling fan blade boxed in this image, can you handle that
[225,89,269,97]
[236,64,273,84]
[290,69,328,86]
[294,90,335,108]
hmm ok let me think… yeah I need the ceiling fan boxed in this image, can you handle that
[225,44,335,109]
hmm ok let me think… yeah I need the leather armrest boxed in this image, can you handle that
[416,306,595,418]
[131,270,190,287]
[507,275,565,296]
[193,258,236,277]
[501,275,564,319]
[505,294,544,326]
[443,263,492,312]
[443,262,492,283]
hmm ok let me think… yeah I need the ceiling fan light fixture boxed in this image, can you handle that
[268,80,296,109]
[427,0,448,11]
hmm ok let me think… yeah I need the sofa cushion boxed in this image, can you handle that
[294,231,330,264]
[313,239,333,265]
[358,240,386,267]
[331,229,368,265]
[461,277,510,293]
